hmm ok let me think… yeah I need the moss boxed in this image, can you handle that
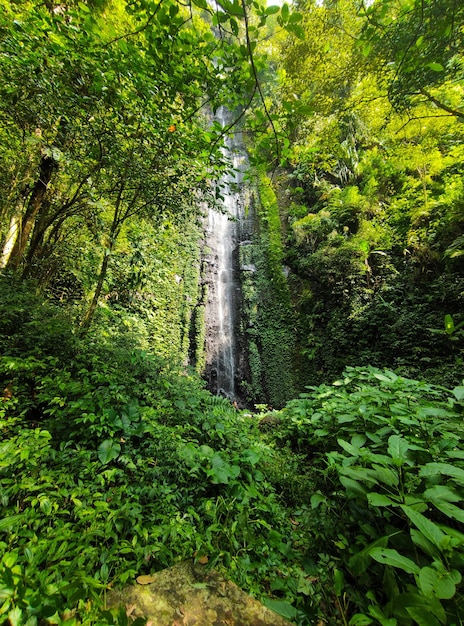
[238,171,297,408]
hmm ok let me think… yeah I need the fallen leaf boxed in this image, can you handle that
[168,124,176,132]
[126,604,136,617]
[198,555,208,564]
[136,574,156,585]
[2,383,13,402]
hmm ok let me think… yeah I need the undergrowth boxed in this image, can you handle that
[1,280,463,626]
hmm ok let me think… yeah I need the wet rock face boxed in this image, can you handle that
[107,560,293,626]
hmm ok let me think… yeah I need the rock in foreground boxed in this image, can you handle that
[107,560,294,625]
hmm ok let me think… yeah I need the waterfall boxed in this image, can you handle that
[203,107,250,401]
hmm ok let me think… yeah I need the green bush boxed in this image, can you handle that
[271,366,464,625]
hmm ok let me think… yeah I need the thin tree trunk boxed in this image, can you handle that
[79,249,111,332]
[0,209,22,269]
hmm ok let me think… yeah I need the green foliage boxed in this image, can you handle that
[0,282,309,624]
[268,366,464,624]
[360,0,464,118]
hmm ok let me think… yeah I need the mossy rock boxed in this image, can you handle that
[107,560,294,625]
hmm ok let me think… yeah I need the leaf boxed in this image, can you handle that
[7,607,22,626]
[452,386,464,401]
[310,493,326,509]
[241,448,260,465]
[334,568,344,595]
[339,476,368,497]
[280,3,289,22]
[98,440,121,465]
[349,615,373,626]
[410,529,440,559]
[444,314,454,335]
[406,607,441,626]
[400,505,447,549]
[339,466,378,487]
[262,599,298,620]
[428,62,444,72]
[265,5,280,14]
[392,592,446,624]
[419,463,464,485]
[387,434,410,465]
[433,501,464,524]
[337,438,361,456]
[229,18,239,36]
[0,515,23,532]
[423,485,461,503]
[368,547,420,574]
[367,492,396,507]
[418,566,460,600]
[136,575,156,585]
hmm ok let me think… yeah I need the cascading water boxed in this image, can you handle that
[203,107,251,400]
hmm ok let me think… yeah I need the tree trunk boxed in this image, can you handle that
[0,209,22,269]
[79,250,111,332]
[6,155,57,271]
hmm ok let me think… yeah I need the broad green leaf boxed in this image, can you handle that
[263,599,298,620]
[368,604,397,626]
[368,547,420,574]
[337,438,361,456]
[281,3,289,22]
[371,464,399,487]
[367,492,396,507]
[423,485,461,503]
[241,448,261,465]
[98,440,121,465]
[0,515,23,532]
[428,62,444,72]
[352,434,367,448]
[406,607,441,626]
[339,476,369,497]
[310,493,326,509]
[265,5,280,14]
[373,372,396,383]
[433,501,464,524]
[418,566,460,600]
[387,434,410,465]
[452,386,464,401]
[419,463,464,485]
[339,466,378,486]
[400,505,447,549]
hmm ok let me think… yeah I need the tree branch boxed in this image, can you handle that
[419,88,464,119]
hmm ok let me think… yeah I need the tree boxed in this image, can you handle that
[360,0,464,118]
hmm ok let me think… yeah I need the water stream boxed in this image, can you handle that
[203,107,250,400]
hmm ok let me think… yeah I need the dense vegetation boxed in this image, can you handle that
[1,0,464,624]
